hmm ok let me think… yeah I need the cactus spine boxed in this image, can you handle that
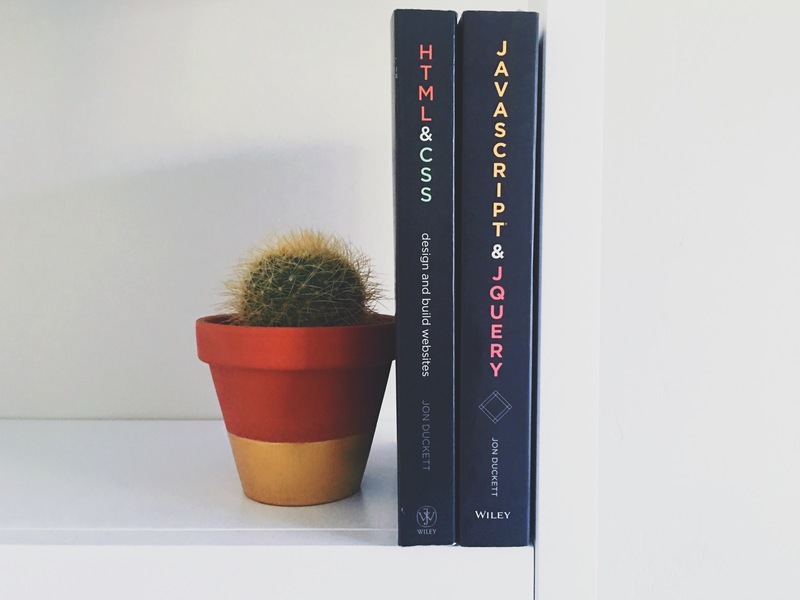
[226,230,380,327]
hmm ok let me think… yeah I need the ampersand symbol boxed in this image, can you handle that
[420,126,432,142]
[492,244,504,259]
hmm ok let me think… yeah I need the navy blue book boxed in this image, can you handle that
[456,10,540,547]
[392,9,457,546]
[531,24,546,547]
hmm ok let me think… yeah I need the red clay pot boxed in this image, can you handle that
[196,314,395,506]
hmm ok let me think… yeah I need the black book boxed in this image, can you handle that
[456,10,540,547]
[531,18,546,547]
[392,9,457,546]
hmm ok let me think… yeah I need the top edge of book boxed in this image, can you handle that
[460,10,540,19]
[392,8,457,16]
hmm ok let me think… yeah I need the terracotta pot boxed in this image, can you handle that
[196,314,395,506]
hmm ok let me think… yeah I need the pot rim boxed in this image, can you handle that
[196,313,396,370]
[199,312,394,331]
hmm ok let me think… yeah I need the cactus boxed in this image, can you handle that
[225,230,380,327]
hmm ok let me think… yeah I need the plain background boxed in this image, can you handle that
[2,0,798,598]
[602,1,800,597]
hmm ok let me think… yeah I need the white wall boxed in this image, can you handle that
[602,1,800,597]
[0,0,527,419]
[534,1,603,599]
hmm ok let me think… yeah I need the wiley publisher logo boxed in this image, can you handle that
[416,505,438,530]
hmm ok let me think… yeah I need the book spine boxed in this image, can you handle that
[531,26,546,547]
[456,11,540,547]
[392,9,457,546]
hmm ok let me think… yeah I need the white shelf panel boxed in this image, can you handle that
[0,418,397,545]
[0,417,533,598]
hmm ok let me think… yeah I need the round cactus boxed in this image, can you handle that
[226,230,380,327]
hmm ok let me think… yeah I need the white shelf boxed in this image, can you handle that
[0,418,398,546]
[0,418,533,598]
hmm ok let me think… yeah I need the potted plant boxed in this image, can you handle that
[196,230,395,506]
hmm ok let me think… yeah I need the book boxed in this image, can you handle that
[531,19,546,546]
[392,9,458,546]
[456,10,540,547]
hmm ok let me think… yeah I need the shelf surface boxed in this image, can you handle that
[0,418,397,545]
[0,418,534,597]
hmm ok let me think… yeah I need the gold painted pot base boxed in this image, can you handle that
[228,432,375,506]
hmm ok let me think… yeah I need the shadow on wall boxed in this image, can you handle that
[0,143,388,419]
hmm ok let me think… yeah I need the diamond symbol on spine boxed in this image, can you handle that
[479,391,512,424]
